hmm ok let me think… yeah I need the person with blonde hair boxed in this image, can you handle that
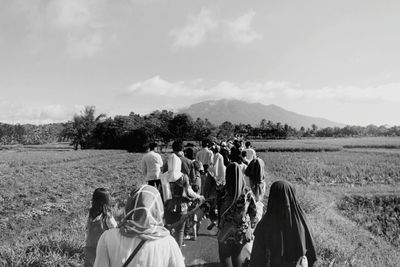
[93,185,185,267]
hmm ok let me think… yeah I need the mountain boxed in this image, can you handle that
[179,99,345,129]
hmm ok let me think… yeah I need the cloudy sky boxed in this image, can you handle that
[1,0,400,126]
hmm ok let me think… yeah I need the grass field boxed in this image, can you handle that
[1,138,400,266]
[252,136,400,152]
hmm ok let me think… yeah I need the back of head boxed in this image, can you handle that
[149,142,157,151]
[230,146,243,164]
[225,162,244,198]
[267,180,297,219]
[245,158,265,183]
[90,188,111,219]
[120,185,169,240]
[245,141,251,148]
[172,140,183,152]
[201,139,209,148]
[211,144,220,153]
[184,147,194,160]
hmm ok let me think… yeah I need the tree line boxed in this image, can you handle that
[59,106,400,152]
[1,106,400,149]
[0,123,65,145]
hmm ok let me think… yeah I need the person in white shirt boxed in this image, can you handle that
[93,185,185,267]
[195,139,214,168]
[195,139,214,194]
[205,144,226,230]
[209,145,226,187]
[141,142,163,190]
[244,141,256,162]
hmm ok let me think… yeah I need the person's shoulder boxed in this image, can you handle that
[163,235,183,250]
[148,234,178,247]
[99,228,120,243]
[142,151,151,158]
[181,157,193,166]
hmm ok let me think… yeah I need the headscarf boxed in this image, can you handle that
[220,162,246,217]
[119,185,170,240]
[229,146,242,164]
[245,157,265,185]
[252,180,316,265]
[210,150,226,186]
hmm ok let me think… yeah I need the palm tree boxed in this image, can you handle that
[68,106,106,149]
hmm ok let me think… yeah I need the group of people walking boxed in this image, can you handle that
[84,138,317,267]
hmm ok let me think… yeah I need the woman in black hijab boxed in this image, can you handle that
[250,180,317,267]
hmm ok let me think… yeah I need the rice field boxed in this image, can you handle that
[1,137,400,266]
[251,136,400,152]
[260,151,400,185]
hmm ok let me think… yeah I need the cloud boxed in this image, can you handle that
[227,10,263,44]
[170,8,217,48]
[0,102,84,124]
[45,0,110,58]
[128,76,204,97]
[128,76,400,105]
[46,0,98,30]
[66,32,104,58]
[127,76,289,101]
[3,0,116,58]
[170,9,262,48]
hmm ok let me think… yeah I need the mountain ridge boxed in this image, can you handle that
[179,99,345,129]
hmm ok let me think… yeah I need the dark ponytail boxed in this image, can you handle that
[89,188,111,220]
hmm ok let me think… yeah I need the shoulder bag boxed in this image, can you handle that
[122,239,146,267]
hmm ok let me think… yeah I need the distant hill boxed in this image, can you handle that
[179,99,345,129]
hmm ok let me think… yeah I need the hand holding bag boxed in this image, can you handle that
[296,256,308,267]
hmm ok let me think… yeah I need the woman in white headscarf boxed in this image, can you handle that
[93,185,185,267]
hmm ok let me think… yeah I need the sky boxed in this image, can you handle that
[1,0,400,126]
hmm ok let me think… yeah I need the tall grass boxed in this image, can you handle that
[0,150,144,266]
[338,195,400,247]
[252,136,400,152]
[259,151,400,185]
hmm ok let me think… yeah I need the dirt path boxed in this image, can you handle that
[182,218,220,267]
